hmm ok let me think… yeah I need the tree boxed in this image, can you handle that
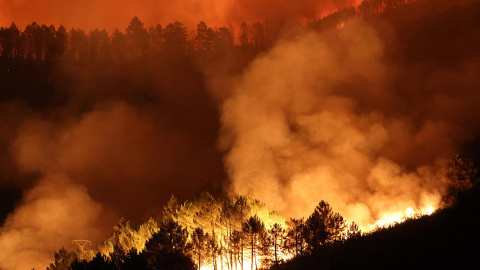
[149,24,163,54]
[193,192,222,270]
[143,221,194,270]
[163,21,187,54]
[24,22,42,60]
[242,215,265,270]
[213,27,234,52]
[88,28,110,61]
[442,155,479,202]
[195,21,215,52]
[238,22,250,46]
[285,218,308,270]
[55,25,67,59]
[268,223,285,270]
[69,28,88,61]
[192,227,208,269]
[0,23,20,59]
[230,230,244,270]
[250,23,265,48]
[346,222,362,240]
[40,24,56,60]
[125,16,149,58]
[47,247,77,270]
[220,197,236,270]
[163,194,180,224]
[111,28,127,60]
[98,218,140,256]
[69,252,114,270]
[149,221,190,253]
[305,200,345,249]
[234,196,251,270]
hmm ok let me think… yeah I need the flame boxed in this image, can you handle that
[201,253,293,270]
[363,206,436,233]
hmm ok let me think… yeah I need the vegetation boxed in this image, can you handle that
[7,0,480,269]
[0,0,427,63]
[43,149,480,270]
[46,192,359,270]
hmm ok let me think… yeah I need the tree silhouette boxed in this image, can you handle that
[305,200,345,249]
[24,22,42,60]
[163,21,187,54]
[195,21,215,52]
[47,247,77,270]
[250,23,265,48]
[192,227,208,269]
[149,24,164,55]
[235,196,251,270]
[69,252,114,270]
[126,16,149,58]
[0,23,20,59]
[285,218,308,270]
[213,27,234,52]
[442,155,479,203]
[238,22,250,46]
[111,28,127,60]
[268,223,285,270]
[69,28,88,61]
[88,29,110,61]
[143,221,194,270]
[55,25,67,59]
[346,221,362,240]
[243,215,265,270]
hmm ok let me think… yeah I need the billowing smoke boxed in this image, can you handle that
[0,53,225,269]
[0,173,112,270]
[1,1,480,269]
[0,0,361,30]
[218,18,479,227]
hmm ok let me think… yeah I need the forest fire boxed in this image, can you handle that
[364,206,436,233]
[1,0,480,269]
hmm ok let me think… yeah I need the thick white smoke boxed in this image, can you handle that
[0,174,110,270]
[219,19,447,227]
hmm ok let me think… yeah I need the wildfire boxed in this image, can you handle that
[363,206,436,233]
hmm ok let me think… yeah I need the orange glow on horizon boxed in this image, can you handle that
[0,0,363,31]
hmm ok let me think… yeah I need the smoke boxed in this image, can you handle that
[0,1,479,269]
[218,18,479,227]
[0,50,225,269]
[0,0,361,30]
[0,173,112,270]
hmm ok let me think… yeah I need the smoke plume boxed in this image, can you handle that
[218,18,480,227]
[1,1,480,269]
[0,173,112,270]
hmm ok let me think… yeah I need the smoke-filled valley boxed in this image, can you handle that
[1,0,480,269]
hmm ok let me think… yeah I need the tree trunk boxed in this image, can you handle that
[241,240,244,270]
[274,237,279,270]
[251,233,254,270]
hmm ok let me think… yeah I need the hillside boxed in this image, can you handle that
[280,1,480,269]
[280,184,480,270]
